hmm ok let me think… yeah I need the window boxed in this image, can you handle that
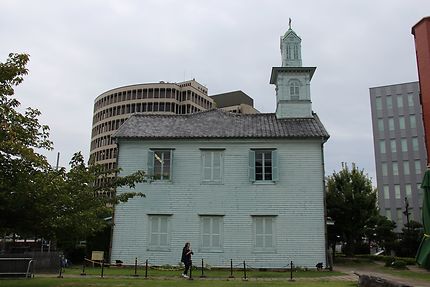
[253,216,276,252]
[200,216,223,251]
[412,137,419,151]
[378,119,384,132]
[410,115,416,129]
[403,161,410,175]
[392,162,399,176]
[394,185,401,199]
[148,215,170,250]
[201,150,223,183]
[399,116,405,129]
[289,81,300,100]
[249,150,278,182]
[396,208,403,225]
[376,97,382,110]
[415,160,422,175]
[379,140,386,154]
[401,138,408,152]
[397,96,403,108]
[383,185,390,200]
[386,96,392,109]
[148,149,173,181]
[405,184,412,200]
[385,209,392,221]
[382,163,388,176]
[388,118,394,131]
[390,140,396,153]
[408,94,414,107]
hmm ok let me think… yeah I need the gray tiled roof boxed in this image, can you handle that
[113,109,329,140]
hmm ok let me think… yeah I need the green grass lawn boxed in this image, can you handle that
[62,266,345,279]
[0,278,357,287]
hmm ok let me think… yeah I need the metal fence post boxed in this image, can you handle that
[101,261,104,278]
[200,258,206,278]
[243,260,247,280]
[133,257,138,277]
[80,257,86,276]
[289,260,295,281]
[229,259,234,278]
[144,259,148,279]
[188,260,193,280]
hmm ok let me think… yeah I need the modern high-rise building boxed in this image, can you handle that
[412,17,430,161]
[370,82,426,230]
[90,79,258,193]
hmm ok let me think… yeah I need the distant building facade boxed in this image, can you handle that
[90,80,258,192]
[370,82,426,230]
[211,90,259,114]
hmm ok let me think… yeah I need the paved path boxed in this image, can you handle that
[334,265,430,287]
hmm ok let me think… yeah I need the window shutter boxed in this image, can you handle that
[169,150,174,181]
[147,150,154,178]
[249,150,255,182]
[271,150,279,182]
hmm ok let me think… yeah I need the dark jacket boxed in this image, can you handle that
[181,246,193,263]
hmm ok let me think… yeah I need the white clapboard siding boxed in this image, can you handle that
[111,138,326,268]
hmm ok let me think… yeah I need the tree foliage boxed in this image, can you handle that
[0,53,146,249]
[326,163,379,256]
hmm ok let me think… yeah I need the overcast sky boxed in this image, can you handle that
[1,0,429,184]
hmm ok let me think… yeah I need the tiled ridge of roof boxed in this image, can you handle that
[113,109,329,140]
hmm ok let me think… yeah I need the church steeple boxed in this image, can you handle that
[270,23,316,119]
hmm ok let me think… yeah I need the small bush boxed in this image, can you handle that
[390,260,408,269]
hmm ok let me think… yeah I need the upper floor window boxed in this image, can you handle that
[249,150,278,182]
[388,118,395,131]
[410,115,417,129]
[386,96,392,109]
[253,216,276,252]
[379,140,386,154]
[397,95,403,108]
[383,185,390,199]
[378,119,384,132]
[289,81,300,100]
[408,94,414,107]
[201,150,223,183]
[399,116,405,129]
[401,138,408,152]
[148,215,171,250]
[375,97,382,110]
[148,149,173,181]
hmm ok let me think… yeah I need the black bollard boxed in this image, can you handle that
[188,260,193,280]
[144,259,148,279]
[133,257,138,277]
[243,260,247,280]
[200,258,206,278]
[289,260,295,282]
[101,261,104,278]
[80,257,86,276]
[229,259,234,278]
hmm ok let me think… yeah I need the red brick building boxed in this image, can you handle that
[412,16,430,163]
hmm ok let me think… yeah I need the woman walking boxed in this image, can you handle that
[181,242,193,278]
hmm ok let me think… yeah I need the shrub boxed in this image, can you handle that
[390,260,408,269]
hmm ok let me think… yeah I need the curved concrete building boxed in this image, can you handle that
[90,79,214,191]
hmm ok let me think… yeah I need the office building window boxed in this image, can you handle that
[148,215,170,250]
[289,81,300,100]
[394,185,401,199]
[407,94,414,107]
[386,95,392,109]
[396,208,403,226]
[382,163,388,176]
[397,95,403,108]
[401,138,408,152]
[388,118,394,131]
[253,216,276,252]
[385,209,392,221]
[412,137,419,151]
[410,115,416,129]
[390,140,396,153]
[376,97,382,110]
[405,184,412,200]
[379,140,386,154]
[378,119,384,132]
[393,162,399,176]
[415,160,422,175]
[399,116,405,129]
[403,161,410,175]
[383,185,390,200]
[200,216,223,251]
